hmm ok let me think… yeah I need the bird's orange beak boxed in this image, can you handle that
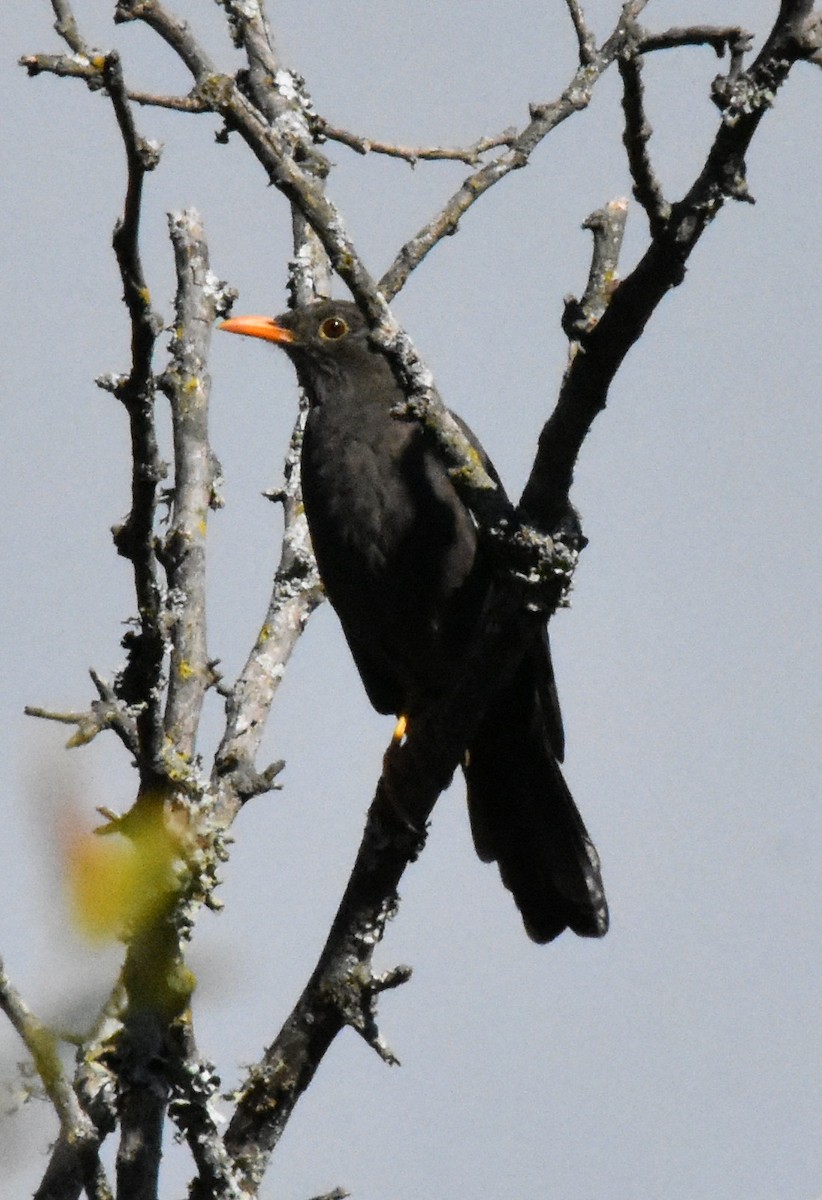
[219,315,295,344]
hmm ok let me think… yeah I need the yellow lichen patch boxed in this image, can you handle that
[177,659,195,680]
[448,443,487,483]
[63,805,182,943]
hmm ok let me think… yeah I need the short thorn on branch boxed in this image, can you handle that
[339,962,413,1066]
[213,746,286,802]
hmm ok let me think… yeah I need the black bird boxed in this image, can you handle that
[221,300,608,943]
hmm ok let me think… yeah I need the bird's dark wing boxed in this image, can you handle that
[446,409,567,762]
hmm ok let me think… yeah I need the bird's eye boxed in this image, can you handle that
[319,316,349,341]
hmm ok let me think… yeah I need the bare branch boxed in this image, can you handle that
[318,120,517,165]
[212,406,322,814]
[638,25,753,63]
[620,0,652,21]
[797,9,822,58]
[377,97,585,300]
[35,997,120,1200]
[168,1021,244,1200]
[206,2,333,822]
[128,88,209,111]
[0,958,110,1199]
[159,209,234,760]
[25,670,139,753]
[93,51,168,779]
[222,570,559,1188]
[113,1011,170,1200]
[563,198,629,338]
[50,0,92,55]
[19,51,105,84]
[564,0,597,65]
[520,0,815,532]
[618,50,670,237]
[111,1,379,315]
[378,4,654,300]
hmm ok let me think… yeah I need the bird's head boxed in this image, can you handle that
[220,299,390,406]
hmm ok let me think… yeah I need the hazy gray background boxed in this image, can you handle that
[1,2,820,1197]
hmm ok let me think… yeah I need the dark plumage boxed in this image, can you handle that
[221,300,608,942]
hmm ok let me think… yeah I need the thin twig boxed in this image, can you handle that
[318,121,516,165]
[24,669,139,753]
[0,958,111,1199]
[378,1,654,300]
[50,0,92,55]
[639,25,753,60]
[618,50,670,237]
[128,88,208,111]
[564,0,597,65]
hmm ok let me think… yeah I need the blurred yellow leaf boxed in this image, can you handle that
[63,804,182,942]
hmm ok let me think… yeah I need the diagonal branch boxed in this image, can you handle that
[0,958,111,1200]
[223,585,549,1190]
[50,0,92,54]
[377,1,651,299]
[520,0,817,533]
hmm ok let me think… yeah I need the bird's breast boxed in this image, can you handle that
[301,401,482,706]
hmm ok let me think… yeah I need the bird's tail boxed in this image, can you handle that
[463,649,608,943]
